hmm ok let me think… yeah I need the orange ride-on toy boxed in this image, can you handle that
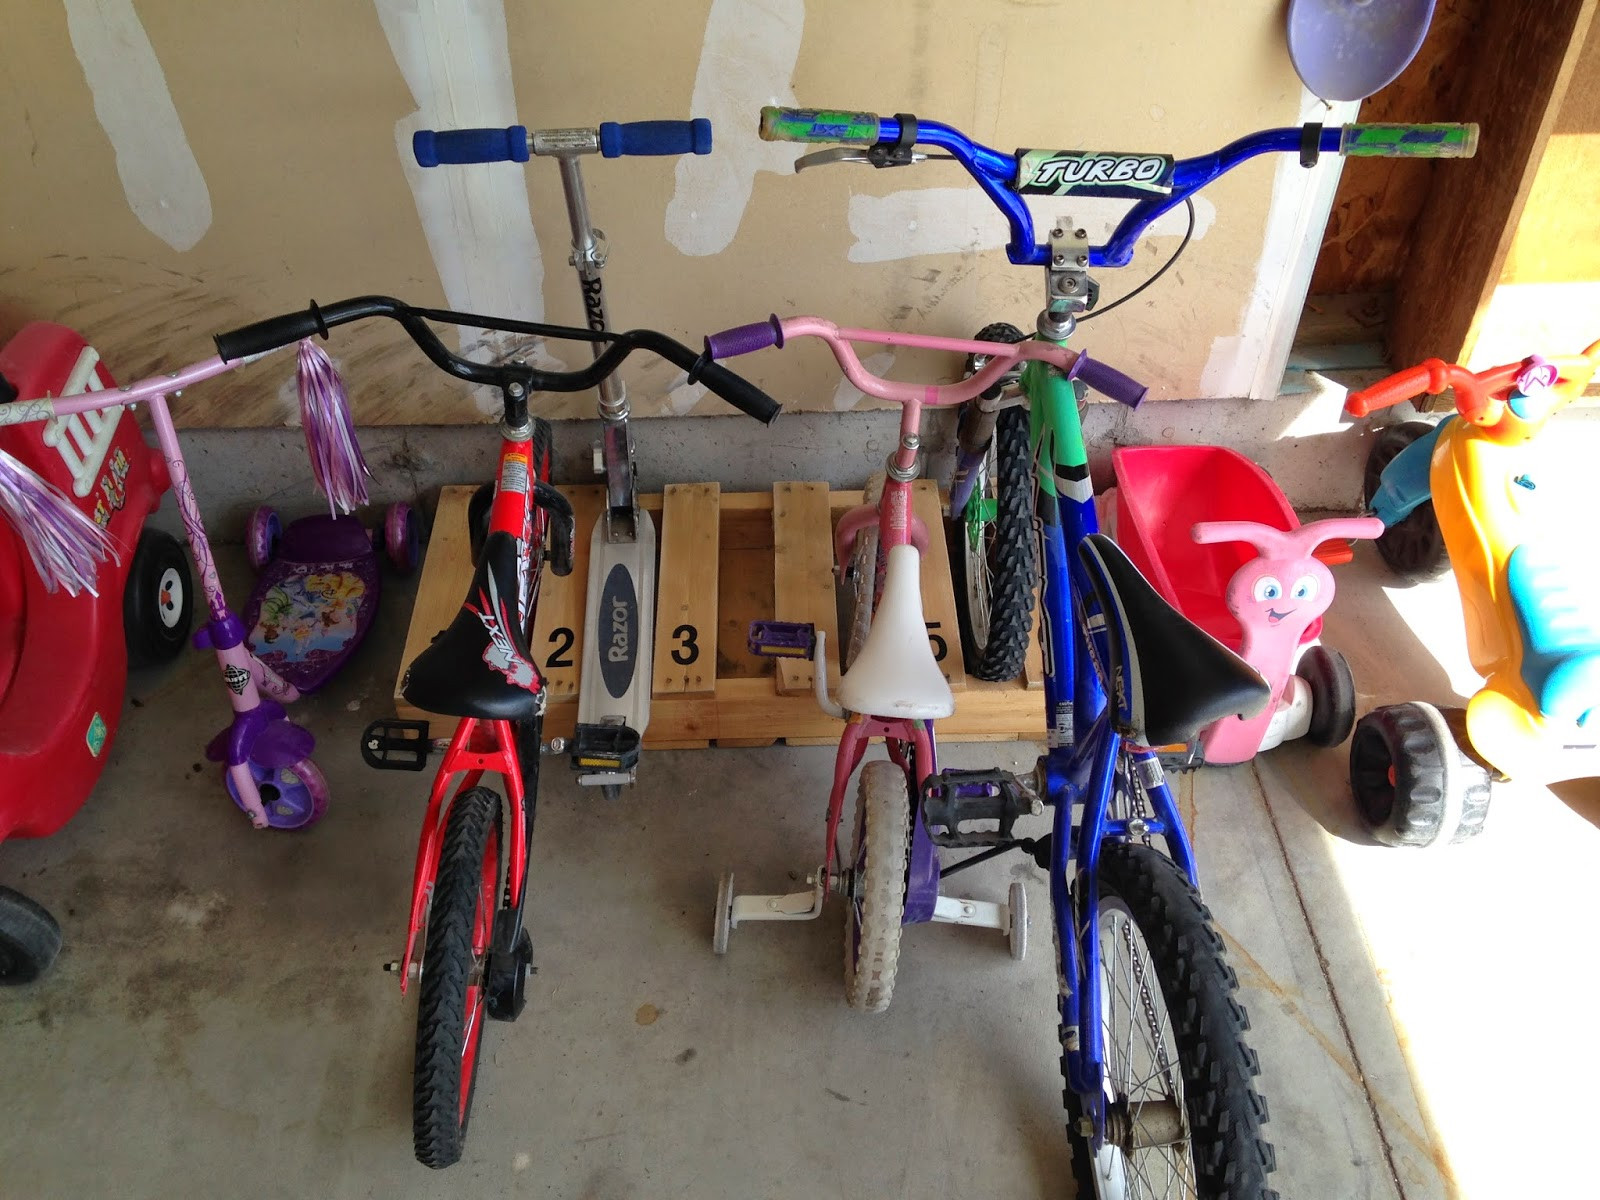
[1346,342,1600,846]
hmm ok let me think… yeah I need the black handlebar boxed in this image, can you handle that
[214,297,781,425]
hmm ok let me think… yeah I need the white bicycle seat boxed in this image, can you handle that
[838,544,955,720]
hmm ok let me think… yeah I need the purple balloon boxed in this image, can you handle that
[1288,0,1437,102]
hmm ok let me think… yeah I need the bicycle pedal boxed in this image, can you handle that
[920,768,1041,848]
[570,722,642,773]
[747,620,816,660]
[360,719,432,772]
[1155,742,1204,773]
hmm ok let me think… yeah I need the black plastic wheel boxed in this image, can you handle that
[0,886,62,985]
[1364,422,1448,579]
[1063,843,1277,1198]
[950,426,1037,685]
[1298,645,1356,747]
[123,528,193,668]
[413,787,502,1168]
[1349,701,1492,847]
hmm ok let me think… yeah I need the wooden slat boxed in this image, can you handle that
[393,486,476,715]
[771,482,842,697]
[1390,0,1599,370]
[910,481,968,691]
[652,483,720,697]
[529,485,606,704]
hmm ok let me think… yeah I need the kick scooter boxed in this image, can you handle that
[414,116,713,798]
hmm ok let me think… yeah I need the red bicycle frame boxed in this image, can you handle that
[397,432,550,989]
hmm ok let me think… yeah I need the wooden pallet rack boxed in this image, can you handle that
[394,482,1045,747]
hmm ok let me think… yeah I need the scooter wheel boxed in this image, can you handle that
[385,502,422,575]
[1349,702,1491,848]
[225,757,331,830]
[245,505,281,572]
[713,872,734,956]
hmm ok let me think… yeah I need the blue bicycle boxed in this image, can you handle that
[714,108,1476,1197]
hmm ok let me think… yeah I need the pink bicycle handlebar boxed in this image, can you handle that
[705,315,1147,408]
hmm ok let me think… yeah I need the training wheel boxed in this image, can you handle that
[713,872,734,955]
[1007,880,1028,962]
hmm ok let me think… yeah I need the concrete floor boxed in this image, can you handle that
[3,541,1598,1200]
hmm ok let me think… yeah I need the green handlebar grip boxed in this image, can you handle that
[758,106,881,144]
[1340,123,1479,158]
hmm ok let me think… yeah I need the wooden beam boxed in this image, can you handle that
[1390,0,1599,370]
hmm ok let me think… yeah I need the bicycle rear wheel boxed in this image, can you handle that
[413,786,502,1169]
[1065,842,1277,1199]
[948,358,1038,681]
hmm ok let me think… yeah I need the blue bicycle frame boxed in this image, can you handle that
[755,102,1474,1136]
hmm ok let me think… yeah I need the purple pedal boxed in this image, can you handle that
[748,620,816,660]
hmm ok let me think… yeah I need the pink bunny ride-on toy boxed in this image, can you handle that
[1189,518,1382,762]
[1107,444,1381,764]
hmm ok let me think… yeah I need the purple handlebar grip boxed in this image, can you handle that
[705,315,783,360]
[1070,352,1148,408]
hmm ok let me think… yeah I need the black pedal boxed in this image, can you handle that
[360,719,431,771]
[1155,742,1204,774]
[570,722,642,773]
[920,768,1038,848]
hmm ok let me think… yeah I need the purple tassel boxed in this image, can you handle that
[296,339,371,515]
[0,446,117,596]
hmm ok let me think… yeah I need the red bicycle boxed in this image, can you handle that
[215,297,779,1168]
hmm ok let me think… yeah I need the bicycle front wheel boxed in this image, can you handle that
[1066,842,1276,1199]
[413,787,502,1169]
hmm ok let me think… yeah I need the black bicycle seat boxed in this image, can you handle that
[1077,533,1270,747]
[402,531,544,722]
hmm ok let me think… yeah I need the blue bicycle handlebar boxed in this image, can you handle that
[599,118,712,158]
[760,107,1476,269]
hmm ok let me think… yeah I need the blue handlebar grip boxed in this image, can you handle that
[413,127,531,168]
[598,119,713,159]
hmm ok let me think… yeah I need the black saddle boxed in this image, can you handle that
[402,531,544,722]
[1077,533,1270,748]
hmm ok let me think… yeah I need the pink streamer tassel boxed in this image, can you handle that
[0,446,117,596]
[296,339,370,515]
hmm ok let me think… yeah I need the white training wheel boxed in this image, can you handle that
[713,871,735,956]
[1007,880,1028,962]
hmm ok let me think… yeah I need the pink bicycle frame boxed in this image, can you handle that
[710,317,1087,885]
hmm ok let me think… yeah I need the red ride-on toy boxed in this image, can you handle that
[0,323,192,983]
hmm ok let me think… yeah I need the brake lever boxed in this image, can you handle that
[792,147,953,173]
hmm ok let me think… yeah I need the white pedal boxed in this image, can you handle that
[577,508,656,783]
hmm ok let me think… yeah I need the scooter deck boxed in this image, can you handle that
[245,515,381,694]
[576,508,655,765]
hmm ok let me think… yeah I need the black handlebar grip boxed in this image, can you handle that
[214,307,327,361]
[695,359,781,424]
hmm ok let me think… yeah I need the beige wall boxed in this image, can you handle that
[1,1,1321,427]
